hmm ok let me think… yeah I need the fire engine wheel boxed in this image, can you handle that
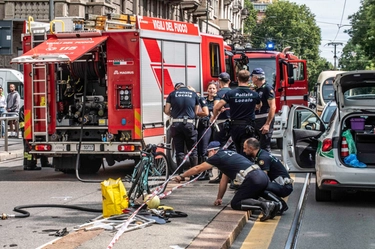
[79,156,102,174]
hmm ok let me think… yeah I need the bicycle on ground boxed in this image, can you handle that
[127,143,171,206]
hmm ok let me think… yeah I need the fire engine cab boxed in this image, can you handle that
[12,15,225,173]
[226,44,309,149]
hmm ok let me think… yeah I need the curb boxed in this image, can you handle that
[188,205,249,249]
[0,149,24,162]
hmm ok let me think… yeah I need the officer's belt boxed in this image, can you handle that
[172,119,195,124]
[231,120,250,125]
[255,113,268,119]
[216,119,229,125]
[234,164,261,186]
[240,164,260,177]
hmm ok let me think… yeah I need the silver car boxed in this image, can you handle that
[282,70,375,201]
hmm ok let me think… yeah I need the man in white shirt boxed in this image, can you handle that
[0,87,7,137]
[6,84,20,138]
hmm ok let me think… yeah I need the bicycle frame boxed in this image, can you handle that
[128,145,170,205]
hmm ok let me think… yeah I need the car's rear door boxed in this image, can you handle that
[282,105,325,173]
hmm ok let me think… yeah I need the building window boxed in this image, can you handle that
[253,3,267,12]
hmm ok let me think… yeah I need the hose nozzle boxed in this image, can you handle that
[1,213,15,220]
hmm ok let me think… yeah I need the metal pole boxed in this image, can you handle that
[327,42,343,69]
[49,0,54,22]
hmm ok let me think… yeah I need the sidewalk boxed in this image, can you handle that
[0,136,23,161]
[1,139,252,248]
[41,181,250,249]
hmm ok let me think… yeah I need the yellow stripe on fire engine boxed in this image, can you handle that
[134,108,141,139]
[24,109,32,140]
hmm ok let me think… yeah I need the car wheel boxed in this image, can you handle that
[315,181,331,202]
[331,190,345,201]
[276,138,283,149]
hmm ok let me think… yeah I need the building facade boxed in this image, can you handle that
[0,0,250,69]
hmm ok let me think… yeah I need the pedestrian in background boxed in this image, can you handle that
[173,141,277,222]
[19,106,53,170]
[212,70,261,156]
[251,68,276,152]
[243,137,292,215]
[0,87,7,138]
[164,82,200,174]
[6,84,20,138]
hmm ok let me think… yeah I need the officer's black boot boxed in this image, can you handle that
[24,156,40,170]
[262,190,288,215]
[198,171,210,180]
[241,198,275,222]
[209,170,222,184]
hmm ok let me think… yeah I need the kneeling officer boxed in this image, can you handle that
[173,141,277,221]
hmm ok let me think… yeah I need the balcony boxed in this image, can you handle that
[224,0,234,5]
[218,19,232,32]
[193,0,212,18]
[180,0,202,10]
[232,0,242,13]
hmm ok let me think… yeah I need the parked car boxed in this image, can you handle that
[282,70,375,201]
[320,101,337,126]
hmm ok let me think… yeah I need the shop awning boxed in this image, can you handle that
[11,36,108,64]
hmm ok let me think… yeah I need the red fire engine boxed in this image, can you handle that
[226,45,309,148]
[12,15,226,173]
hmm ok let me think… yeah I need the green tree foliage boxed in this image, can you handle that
[243,0,258,35]
[340,0,375,70]
[340,39,371,70]
[246,0,326,90]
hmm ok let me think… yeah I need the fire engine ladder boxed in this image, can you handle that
[30,26,49,142]
[31,64,49,142]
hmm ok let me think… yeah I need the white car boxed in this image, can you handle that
[282,70,375,201]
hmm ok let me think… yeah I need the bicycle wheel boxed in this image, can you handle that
[127,161,148,205]
[147,152,169,196]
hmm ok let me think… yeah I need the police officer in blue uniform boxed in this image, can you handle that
[212,72,232,147]
[212,70,261,155]
[209,73,233,183]
[243,137,292,214]
[187,85,210,180]
[173,141,277,221]
[165,83,200,174]
[251,68,276,152]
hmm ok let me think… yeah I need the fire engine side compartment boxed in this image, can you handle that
[15,16,227,173]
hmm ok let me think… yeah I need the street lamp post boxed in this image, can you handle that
[49,0,54,21]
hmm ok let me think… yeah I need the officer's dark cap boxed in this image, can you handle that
[174,82,185,90]
[218,72,230,82]
[207,141,221,151]
[250,68,265,76]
